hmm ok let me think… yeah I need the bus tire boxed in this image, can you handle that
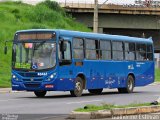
[70,77,83,97]
[34,91,47,97]
[88,89,103,94]
[118,75,134,93]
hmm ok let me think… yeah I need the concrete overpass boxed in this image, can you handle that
[60,3,160,52]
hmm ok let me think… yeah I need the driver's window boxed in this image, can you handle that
[59,40,71,66]
[63,41,71,60]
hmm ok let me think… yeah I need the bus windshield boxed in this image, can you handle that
[12,42,56,70]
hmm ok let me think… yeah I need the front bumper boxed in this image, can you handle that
[12,80,57,91]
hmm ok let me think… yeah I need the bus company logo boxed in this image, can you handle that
[128,64,134,70]
[30,78,34,81]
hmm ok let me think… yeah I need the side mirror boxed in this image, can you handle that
[4,46,8,54]
[60,41,67,52]
[4,40,13,54]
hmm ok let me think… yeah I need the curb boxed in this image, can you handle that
[0,88,23,93]
[150,82,160,86]
[68,105,160,119]
[0,88,12,93]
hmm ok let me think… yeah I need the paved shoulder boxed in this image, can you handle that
[0,88,11,93]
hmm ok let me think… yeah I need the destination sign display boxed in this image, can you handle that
[18,33,56,40]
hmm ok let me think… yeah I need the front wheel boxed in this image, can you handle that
[118,75,134,93]
[70,77,83,97]
[34,91,47,97]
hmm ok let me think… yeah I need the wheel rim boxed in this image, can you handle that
[76,82,81,92]
[74,81,82,96]
[128,78,133,91]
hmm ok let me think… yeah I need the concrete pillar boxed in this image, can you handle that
[98,27,103,33]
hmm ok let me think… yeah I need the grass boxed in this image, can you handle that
[75,103,154,112]
[0,0,91,88]
[155,68,160,82]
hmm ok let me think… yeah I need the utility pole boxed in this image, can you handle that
[93,0,98,33]
[93,0,109,33]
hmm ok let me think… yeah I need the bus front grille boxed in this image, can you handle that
[24,83,41,88]
[19,73,41,77]
[23,79,43,82]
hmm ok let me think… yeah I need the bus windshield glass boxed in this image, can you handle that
[12,42,56,70]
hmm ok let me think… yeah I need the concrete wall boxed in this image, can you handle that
[72,13,160,30]
[71,12,160,51]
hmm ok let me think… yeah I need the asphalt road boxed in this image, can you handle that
[0,84,160,119]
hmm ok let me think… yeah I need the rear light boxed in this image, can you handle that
[45,84,54,88]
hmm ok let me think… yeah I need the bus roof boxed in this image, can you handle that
[16,29,153,44]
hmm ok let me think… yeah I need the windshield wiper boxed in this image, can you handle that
[34,41,46,50]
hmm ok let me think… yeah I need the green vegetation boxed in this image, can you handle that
[75,103,154,112]
[155,68,160,82]
[0,0,90,88]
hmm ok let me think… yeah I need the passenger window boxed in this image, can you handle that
[86,39,96,49]
[85,39,97,60]
[112,41,124,60]
[100,40,111,50]
[86,50,96,59]
[125,42,136,60]
[147,44,153,61]
[136,43,146,61]
[112,41,123,51]
[100,40,111,60]
[73,38,84,59]
[73,38,83,49]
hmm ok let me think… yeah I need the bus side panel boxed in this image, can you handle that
[83,61,125,89]
[57,65,75,91]
[83,61,99,89]
[134,61,154,87]
[104,61,126,89]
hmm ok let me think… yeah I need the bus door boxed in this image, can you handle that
[58,38,73,90]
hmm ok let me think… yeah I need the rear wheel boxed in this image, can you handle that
[118,75,134,93]
[88,89,103,94]
[70,77,83,97]
[34,91,47,97]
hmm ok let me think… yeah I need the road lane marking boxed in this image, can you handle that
[66,99,103,104]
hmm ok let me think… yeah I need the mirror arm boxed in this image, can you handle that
[4,40,13,46]
[4,40,13,54]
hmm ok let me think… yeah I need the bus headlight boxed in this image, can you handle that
[13,75,16,79]
[46,73,56,81]
[50,75,54,79]
[12,74,19,81]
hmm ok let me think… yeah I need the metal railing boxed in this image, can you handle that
[58,2,95,8]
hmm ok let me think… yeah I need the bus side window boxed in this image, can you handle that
[147,44,153,61]
[73,38,84,59]
[136,43,146,61]
[99,40,111,60]
[124,42,136,60]
[59,40,72,66]
[112,41,123,60]
[85,39,97,60]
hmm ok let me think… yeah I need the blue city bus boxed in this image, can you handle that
[9,29,154,97]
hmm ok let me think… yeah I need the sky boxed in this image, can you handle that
[0,0,136,5]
